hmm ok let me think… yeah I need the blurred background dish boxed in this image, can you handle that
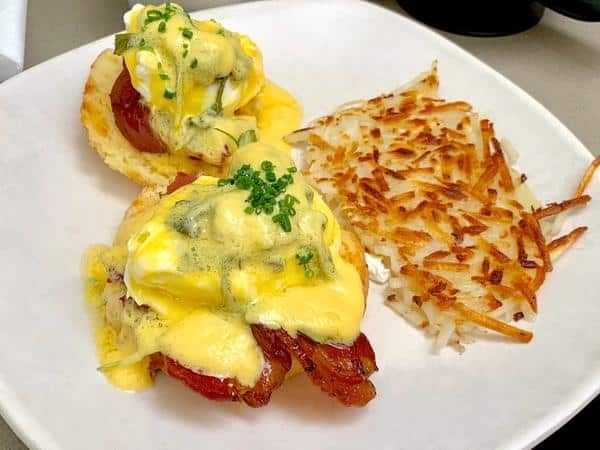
[397,0,600,36]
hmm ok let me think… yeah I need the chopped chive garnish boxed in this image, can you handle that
[158,21,166,32]
[190,58,198,69]
[144,3,177,26]
[138,38,146,48]
[159,73,170,80]
[145,10,163,24]
[207,77,227,115]
[273,213,292,232]
[213,128,257,149]
[296,248,315,277]
[163,2,176,20]
[217,28,225,36]
[163,88,176,99]
[217,161,299,232]
[114,33,142,56]
[182,49,188,58]
[287,166,297,173]
[181,27,193,39]
[157,61,162,69]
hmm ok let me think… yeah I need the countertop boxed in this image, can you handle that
[2,0,599,448]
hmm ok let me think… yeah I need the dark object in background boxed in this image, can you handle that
[397,0,600,36]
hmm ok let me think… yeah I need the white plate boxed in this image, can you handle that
[1,1,598,449]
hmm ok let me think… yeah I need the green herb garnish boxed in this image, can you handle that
[158,21,166,33]
[190,58,198,69]
[163,88,176,99]
[164,2,177,20]
[212,128,257,148]
[237,129,258,147]
[207,77,227,115]
[159,73,170,80]
[144,3,177,28]
[182,49,189,58]
[145,9,163,24]
[296,248,315,278]
[218,161,300,232]
[181,27,193,39]
[273,213,292,232]
[114,33,141,56]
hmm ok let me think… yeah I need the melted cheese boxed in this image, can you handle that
[83,143,364,390]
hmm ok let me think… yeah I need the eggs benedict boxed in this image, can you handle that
[83,142,377,407]
[81,2,302,186]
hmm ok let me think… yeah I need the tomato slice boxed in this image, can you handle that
[110,65,168,153]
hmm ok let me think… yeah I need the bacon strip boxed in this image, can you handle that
[242,325,292,407]
[150,325,377,407]
[273,330,377,407]
[160,355,240,401]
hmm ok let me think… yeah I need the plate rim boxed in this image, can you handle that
[0,1,595,448]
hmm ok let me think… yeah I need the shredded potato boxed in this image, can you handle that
[287,63,598,351]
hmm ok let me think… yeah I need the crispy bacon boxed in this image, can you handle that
[241,325,292,407]
[272,329,377,407]
[159,355,241,401]
[149,325,376,407]
[151,327,291,407]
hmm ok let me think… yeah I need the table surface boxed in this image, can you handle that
[2,0,599,448]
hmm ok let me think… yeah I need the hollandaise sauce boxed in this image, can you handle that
[115,3,301,162]
[83,143,364,391]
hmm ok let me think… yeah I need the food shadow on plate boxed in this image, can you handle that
[73,126,139,203]
[147,372,366,426]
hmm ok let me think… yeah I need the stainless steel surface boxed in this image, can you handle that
[2,0,599,448]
